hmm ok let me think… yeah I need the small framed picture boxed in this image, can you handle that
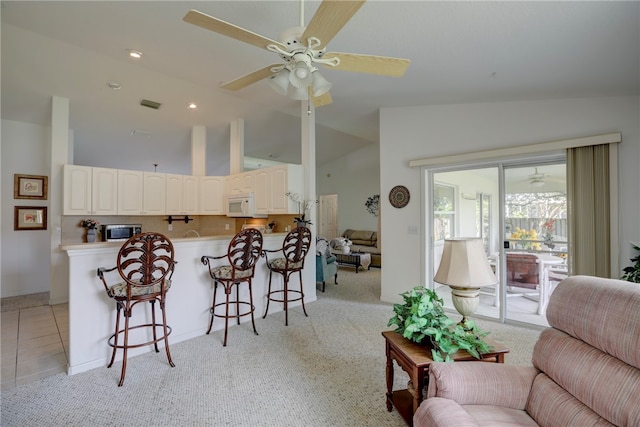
[14,206,47,231]
[14,174,48,200]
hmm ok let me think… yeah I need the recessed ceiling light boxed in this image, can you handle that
[187,102,197,110]
[127,49,143,59]
[107,81,122,90]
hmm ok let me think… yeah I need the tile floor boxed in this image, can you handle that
[1,303,69,390]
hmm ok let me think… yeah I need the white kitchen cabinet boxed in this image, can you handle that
[269,164,304,214]
[199,176,225,214]
[253,169,270,215]
[167,174,200,215]
[64,165,92,215]
[92,167,119,215]
[117,170,143,215]
[183,175,199,213]
[226,170,255,196]
[142,172,166,215]
[63,165,117,215]
[166,174,184,215]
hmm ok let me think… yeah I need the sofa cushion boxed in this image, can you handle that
[342,229,377,247]
[526,374,615,426]
[463,405,539,427]
[531,327,640,426]
[546,275,640,369]
[426,362,538,410]
[346,229,375,241]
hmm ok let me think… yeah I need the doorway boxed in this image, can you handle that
[318,194,338,239]
[428,158,568,327]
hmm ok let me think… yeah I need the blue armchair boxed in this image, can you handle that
[316,238,338,292]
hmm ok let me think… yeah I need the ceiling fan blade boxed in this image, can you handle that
[183,10,286,51]
[301,0,366,50]
[324,52,410,77]
[311,91,333,108]
[220,65,280,91]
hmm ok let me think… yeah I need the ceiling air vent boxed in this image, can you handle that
[139,99,162,110]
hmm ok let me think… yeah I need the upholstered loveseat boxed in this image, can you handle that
[341,229,381,268]
[414,275,640,427]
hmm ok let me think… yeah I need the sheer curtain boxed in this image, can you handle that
[567,144,611,277]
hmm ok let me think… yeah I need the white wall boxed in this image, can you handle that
[1,120,51,297]
[379,96,640,304]
[317,142,380,234]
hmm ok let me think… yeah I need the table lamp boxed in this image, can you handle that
[434,238,498,330]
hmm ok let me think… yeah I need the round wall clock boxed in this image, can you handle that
[389,185,410,208]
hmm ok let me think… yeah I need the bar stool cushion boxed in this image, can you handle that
[107,279,172,298]
[211,265,254,280]
[268,257,303,271]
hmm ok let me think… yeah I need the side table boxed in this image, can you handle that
[382,330,509,426]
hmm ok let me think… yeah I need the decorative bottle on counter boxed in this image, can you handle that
[86,228,97,243]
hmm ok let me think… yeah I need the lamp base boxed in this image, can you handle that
[456,316,477,332]
[449,286,481,332]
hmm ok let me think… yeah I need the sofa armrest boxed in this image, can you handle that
[427,362,538,410]
[414,397,479,427]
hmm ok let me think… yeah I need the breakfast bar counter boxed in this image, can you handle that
[61,233,316,375]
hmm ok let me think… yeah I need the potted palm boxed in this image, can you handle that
[388,286,493,362]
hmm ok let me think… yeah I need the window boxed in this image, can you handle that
[433,183,455,242]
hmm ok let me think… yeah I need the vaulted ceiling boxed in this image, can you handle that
[2,1,638,175]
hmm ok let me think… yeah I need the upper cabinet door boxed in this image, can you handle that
[165,174,184,215]
[117,170,143,215]
[183,175,200,214]
[63,165,92,215]
[199,176,224,215]
[270,164,304,214]
[142,172,166,215]
[253,169,269,214]
[91,167,118,215]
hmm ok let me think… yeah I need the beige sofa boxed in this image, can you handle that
[414,275,640,427]
[342,229,381,267]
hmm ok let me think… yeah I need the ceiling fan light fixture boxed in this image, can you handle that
[268,69,290,96]
[289,62,313,89]
[530,179,545,187]
[311,70,332,96]
[290,85,309,101]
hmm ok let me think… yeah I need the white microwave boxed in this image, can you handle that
[226,193,266,218]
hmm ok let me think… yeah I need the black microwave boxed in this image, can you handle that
[101,224,142,242]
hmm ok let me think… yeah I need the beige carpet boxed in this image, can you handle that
[1,268,541,426]
[1,292,49,312]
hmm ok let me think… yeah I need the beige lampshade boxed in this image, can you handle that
[434,238,498,288]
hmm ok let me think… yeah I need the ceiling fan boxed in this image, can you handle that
[183,0,410,107]
[528,167,555,187]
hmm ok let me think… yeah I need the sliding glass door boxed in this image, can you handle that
[428,158,568,327]
[431,167,501,322]
[503,164,568,326]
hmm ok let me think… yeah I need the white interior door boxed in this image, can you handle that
[318,194,338,239]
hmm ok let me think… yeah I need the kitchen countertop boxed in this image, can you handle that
[59,232,288,251]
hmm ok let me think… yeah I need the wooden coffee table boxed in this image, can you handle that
[382,330,509,426]
[333,251,371,273]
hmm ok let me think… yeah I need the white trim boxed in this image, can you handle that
[409,132,621,168]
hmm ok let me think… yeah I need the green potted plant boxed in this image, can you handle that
[387,286,493,362]
[621,245,640,283]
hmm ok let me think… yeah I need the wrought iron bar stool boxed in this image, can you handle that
[97,232,177,386]
[201,228,263,346]
[263,226,312,326]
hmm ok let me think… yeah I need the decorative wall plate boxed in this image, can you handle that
[389,185,410,208]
